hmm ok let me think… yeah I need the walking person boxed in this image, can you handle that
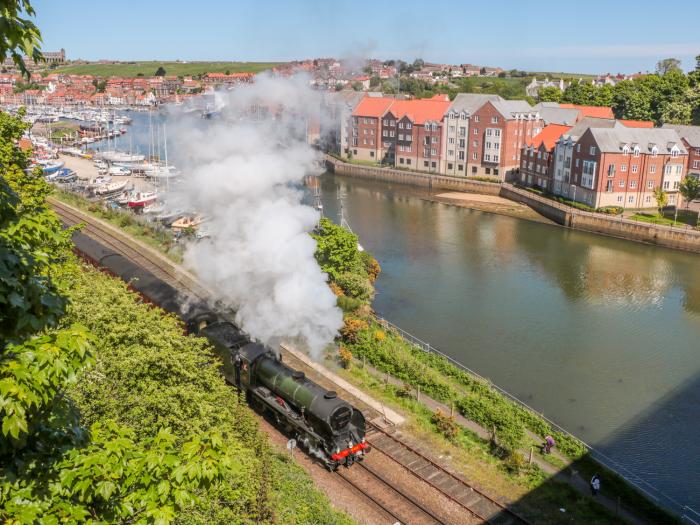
[590,474,601,496]
[542,435,555,454]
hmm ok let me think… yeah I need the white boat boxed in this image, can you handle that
[171,215,205,233]
[94,180,128,196]
[87,176,112,188]
[145,164,179,179]
[127,191,157,208]
[108,166,132,176]
[100,150,146,163]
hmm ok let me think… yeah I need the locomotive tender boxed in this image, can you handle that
[71,231,369,469]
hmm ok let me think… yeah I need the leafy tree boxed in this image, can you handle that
[351,81,363,91]
[154,66,166,76]
[653,187,669,214]
[679,175,700,208]
[0,0,43,76]
[537,86,562,103]
[660,99,692,124]
[656,57,682,75]
[369,75,380,88]
[312,218,363,281]
[224,69,230,75]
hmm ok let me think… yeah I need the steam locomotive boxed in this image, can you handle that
[71,231,369,470]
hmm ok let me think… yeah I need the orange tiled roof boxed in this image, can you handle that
[619,119,654,128]
[352,94,451,124]
[527,124,572,150]
[560,104,614,119]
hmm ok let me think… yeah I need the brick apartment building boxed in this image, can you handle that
[538,122,688,209]
[466,99,544,179]
[349,96,394,162]
[519,124,572,189]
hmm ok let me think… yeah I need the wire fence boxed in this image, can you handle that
[372,313,697,520]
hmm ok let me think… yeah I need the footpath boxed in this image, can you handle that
[356,360,647,525]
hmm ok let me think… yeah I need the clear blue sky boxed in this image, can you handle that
[33,0,700,74]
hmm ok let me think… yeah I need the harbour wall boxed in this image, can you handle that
[325,155,700,254]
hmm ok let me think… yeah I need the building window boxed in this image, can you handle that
[590,146,596,155]
[406,159,411,165]
[449,137,455,144]
[607,164,615,176]
[459,127,466,136]
[647,180,654,189]
[575,159,580,168]
[399,134,404,141]
[431,161,436,168]
[431,136,438,144]
[663,180,670,189]
[424,161,429,167]
[494,155,499,162]
[448,149,454,156]
[633,147,640,157]
[399,158,405,164]
[474,115,480,122]
[472,166,477,174]
[494,168,499,176]
[617,195,623,202]
[448,163,453,170]
[485,168,491,174]
[621,164,627,172]
[406,123,412,129]
[671,148,679,158]
[458,164,463,171]
[491,116,499,123]
[630,180,637,188]
[646,196,651,203]
[473,128,479,135]
[494,129,501,137]
[484,154,491,161]
[486,129,492,137]
[399,122,404,129]
[389,131,395,137]
[693,160,699,169]
[629,195,634,203]
[458,151,465,160]
[431,148,437,155]
[606,181,613,192]
[576,144,581,153]
[382,130,388,137]
[619,180,625,188]
[632,165,638,173]
[370,151,374,157]
[650,165,656,174]
[383,119,389,126]
[473,152,477,160]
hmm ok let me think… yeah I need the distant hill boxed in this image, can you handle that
[49,61,282,77]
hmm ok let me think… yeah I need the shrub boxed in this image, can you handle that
[336,295,363,313]
[329,281,344,296]
[431,409,459,441]
[339,317,369,343]
[335,271,374,300]
[338,346,353,369]
[596,205,623,215]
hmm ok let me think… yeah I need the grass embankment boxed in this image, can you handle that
[312,218,678,524]
[61,261,353,525]
[50,61,281,77]
[630,211,699,228]
[51,190,183,262]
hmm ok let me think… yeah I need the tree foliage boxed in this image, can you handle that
[653,187,669,214]
[537,86,562,103]
[656,57,682,75]
[679,176,700,208]
[0,0,43,76]
[154,66,166,76]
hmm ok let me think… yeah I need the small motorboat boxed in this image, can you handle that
[127,191,157,208]
[39,160,65,175]
[171,215,204,233]
[94,180,128,196]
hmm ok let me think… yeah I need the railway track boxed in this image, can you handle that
[50,198,529,525]
[50,199,208,300]
[366,423,530,525]
[337,461,450,525]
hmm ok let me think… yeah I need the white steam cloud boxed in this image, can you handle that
[168,74,343,357]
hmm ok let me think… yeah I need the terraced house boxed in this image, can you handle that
[663,124,700,179]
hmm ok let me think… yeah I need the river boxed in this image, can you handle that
[102,110,700,514]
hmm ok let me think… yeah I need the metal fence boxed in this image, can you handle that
[372,313,697,520]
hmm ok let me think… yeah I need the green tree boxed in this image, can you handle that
[656,57,682,75]
[653,187,669,214]
[369,75,380,88]
[679,175,700,208]
[351,81,363,91]
[537,86,562,103]
[660,99,692,124]
[0,0,43,76]
[154,66,166,76]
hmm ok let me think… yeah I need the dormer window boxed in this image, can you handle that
[671,145,680,158]
[633,146,640,157]
[622,144,630,155]
[651,146,658,157]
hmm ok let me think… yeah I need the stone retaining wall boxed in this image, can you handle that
[325,155,700,254]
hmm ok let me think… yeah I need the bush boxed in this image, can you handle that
[336,295,363,313]
[596,206,623,215]
[335,271,374,300]
[338,346,353,369]
[467,176,501,184]
[431,409,459,441]
[340,317,369,343]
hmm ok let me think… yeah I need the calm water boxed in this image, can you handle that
[111,111,700,513]
[317,174,700,514]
